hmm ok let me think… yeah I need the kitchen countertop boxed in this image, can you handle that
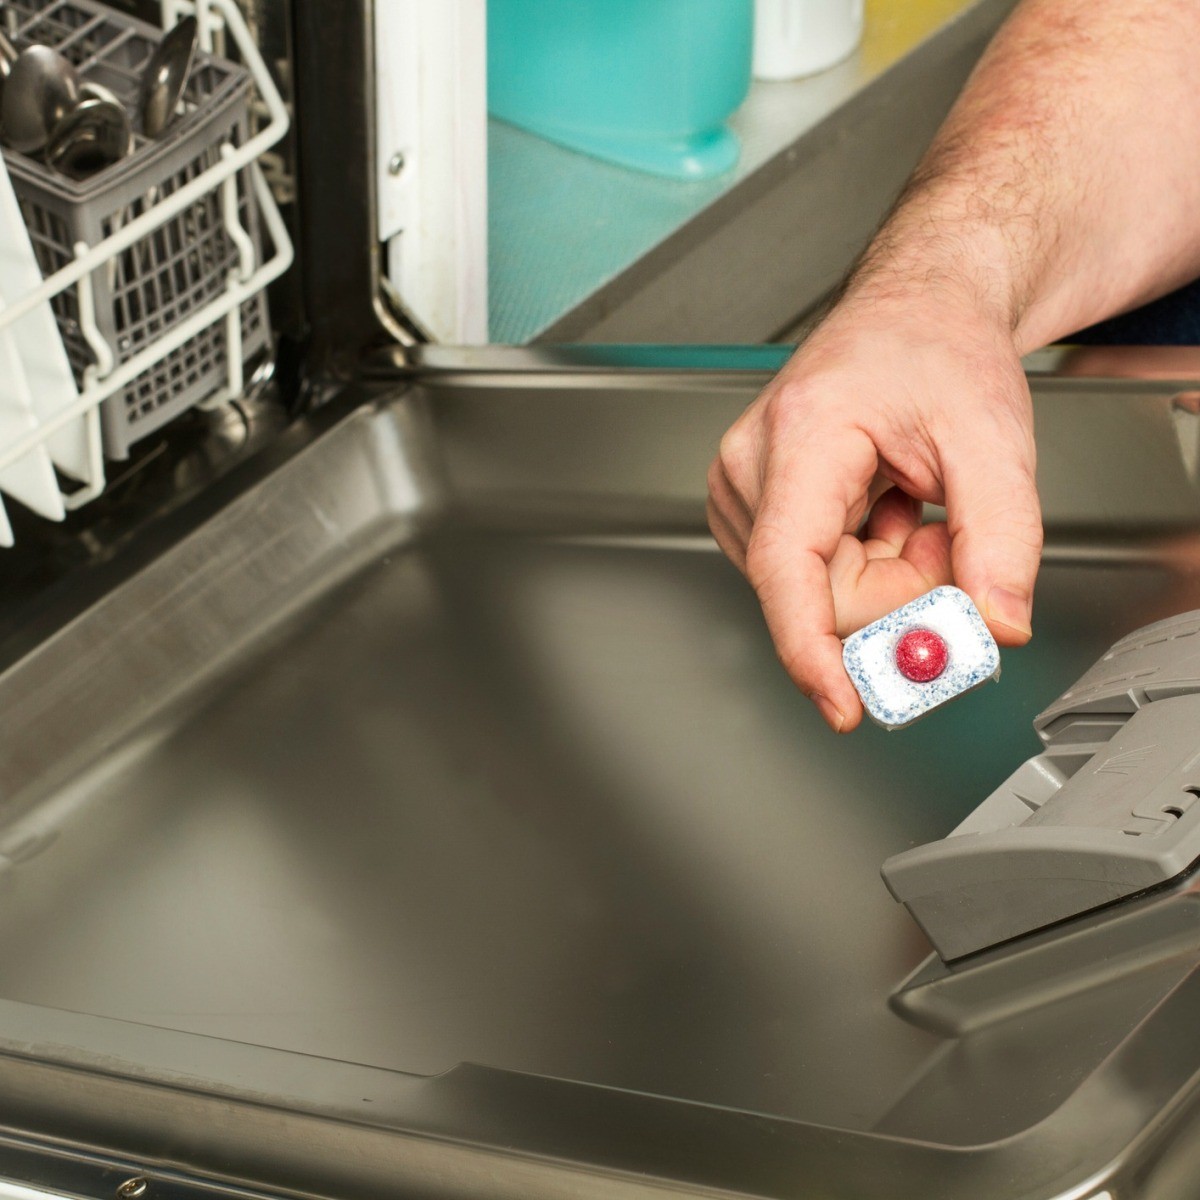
[488,0,1020,344]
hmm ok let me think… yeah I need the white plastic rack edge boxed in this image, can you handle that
[0,0,294,544]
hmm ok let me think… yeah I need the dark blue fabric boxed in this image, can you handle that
[1071,275,1200,345]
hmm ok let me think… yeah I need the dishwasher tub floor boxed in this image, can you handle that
[3,373,1200,1196]
[0,526,1188,1142]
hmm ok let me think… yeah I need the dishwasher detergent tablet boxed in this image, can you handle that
[842,586,1000,730]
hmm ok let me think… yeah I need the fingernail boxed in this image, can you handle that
[986,585,1033,637]
[812,694,846,733]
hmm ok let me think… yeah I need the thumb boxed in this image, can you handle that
[943,436,1042,645]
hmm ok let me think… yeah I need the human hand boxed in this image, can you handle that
[707,291,1042,732]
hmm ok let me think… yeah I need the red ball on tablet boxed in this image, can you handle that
[895,628,948,683]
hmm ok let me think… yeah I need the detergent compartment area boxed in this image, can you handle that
[885,612,1200,962]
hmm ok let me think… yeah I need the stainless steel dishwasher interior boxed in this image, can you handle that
[3,363,1200,1196]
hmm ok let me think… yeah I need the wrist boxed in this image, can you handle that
[847,219,1027,339]
[829,248,1025,365]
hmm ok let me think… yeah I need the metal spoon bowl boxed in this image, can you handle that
[79,80,122,105]
[45,86,132,179]
[2,44,80,153]
[139,14,197,138]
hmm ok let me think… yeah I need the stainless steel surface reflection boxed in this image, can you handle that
[0,532,1186,1122]
[2,362,1200,1197]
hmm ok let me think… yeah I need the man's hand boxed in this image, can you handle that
[708,0,1200,731]
[707,289,1040,732]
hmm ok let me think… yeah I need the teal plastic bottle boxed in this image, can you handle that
[488,0,754,180]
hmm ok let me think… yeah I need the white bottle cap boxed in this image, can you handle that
[753,0,864,81]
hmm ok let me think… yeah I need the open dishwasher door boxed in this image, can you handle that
[0,348,1199,1199]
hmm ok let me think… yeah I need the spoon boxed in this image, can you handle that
[46,84,132,179]
[2,44,80,153]
[79,81,122,105]
[0,31,18,81]
[139,15,197,138]
[0,32,17,109]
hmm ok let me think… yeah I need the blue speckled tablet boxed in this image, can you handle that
[842,586,1001,730]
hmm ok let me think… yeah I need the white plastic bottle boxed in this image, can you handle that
[752,0,865,80]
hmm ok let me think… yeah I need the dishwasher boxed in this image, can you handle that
[0,4,1199,1200]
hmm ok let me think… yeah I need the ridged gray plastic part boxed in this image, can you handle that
[1036,609,1200,743]
[882,611,1200,961]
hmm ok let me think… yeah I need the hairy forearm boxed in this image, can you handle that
[846,0,1200,352]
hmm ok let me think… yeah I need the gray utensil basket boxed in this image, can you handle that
[2,0,270,459]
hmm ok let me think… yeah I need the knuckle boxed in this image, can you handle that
[776,644,805,686]
[959,503,1044,572]
[763,383,819,439]
[773,635,821,694]
[1008,511,1045,555]
[718,415,761,479]
[704,496,720,534]
[995,524,1044,566]
[993,479,1044,543]
[716,436,754,498]
[705,457,726,497]
[716,428,741,471]
[744,523,788,587]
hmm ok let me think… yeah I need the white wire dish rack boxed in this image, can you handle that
[0,0,293,546]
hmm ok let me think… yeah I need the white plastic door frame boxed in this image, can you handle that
[375,0,489,344]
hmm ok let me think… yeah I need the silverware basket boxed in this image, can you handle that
[2,0,269,459]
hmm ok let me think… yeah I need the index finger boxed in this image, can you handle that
[746,424,878,731]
